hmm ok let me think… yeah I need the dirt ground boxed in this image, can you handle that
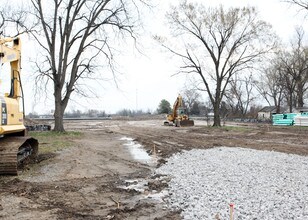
[1,119,308,219]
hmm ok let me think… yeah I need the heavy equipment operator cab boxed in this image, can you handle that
[0,37,39,175]
[177,107,186,115]
[0,37,25,136]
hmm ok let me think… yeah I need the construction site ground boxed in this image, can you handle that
[1,118,308,219]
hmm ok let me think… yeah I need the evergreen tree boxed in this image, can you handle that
[157,99,171,114]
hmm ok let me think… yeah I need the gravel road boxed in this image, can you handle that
[156,147,308,220]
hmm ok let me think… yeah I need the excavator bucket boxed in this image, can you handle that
[179,119,194,127]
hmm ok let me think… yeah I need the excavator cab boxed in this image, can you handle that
[177,107,186,115]
[0,37,38,175]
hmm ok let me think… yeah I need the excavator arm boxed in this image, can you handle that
[170,95,183,119]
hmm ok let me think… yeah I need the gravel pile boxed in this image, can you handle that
[156,147,308,220]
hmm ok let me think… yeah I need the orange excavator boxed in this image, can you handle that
[164,94,194,127]
[0,37,38,175]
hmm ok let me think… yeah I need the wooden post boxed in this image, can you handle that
[153,144,156,158]
[110,196,120,209]
[230,203,234,220]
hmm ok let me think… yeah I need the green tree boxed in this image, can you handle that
[157,99,171,114]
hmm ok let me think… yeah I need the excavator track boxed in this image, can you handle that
[0,137,38,175]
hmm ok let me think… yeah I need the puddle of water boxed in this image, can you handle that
[120,137,156,165]
[147,123,157,126]
[120,137,134,141]
[104,125,118,128]
[121,179,148,193]
[118,138,168,205]
[144,190,168,202]
[120,179,168,203]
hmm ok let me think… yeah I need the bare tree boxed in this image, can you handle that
[256,28,308,113]
[24,0,146,131]
[279,51,298,112]
[287,0,308,9]
[224,73,257,118]
[159,2,277,126]
[255,60,285,114]
[181,85,201,114]
[292,29,308,108]
[0,3,30,37]
[278,28,308,112]
[0,11,4,31]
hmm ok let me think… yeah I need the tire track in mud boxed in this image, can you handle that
[3,120,308,220]
[0,128,158,220]
[114,122,308,158]
[113,125,212,160]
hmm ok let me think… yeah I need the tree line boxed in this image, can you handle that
[257,27,308,114]
[156,0,308,126]
[156,88,260,119]
[1,0,308,129]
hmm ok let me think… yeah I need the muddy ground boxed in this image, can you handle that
[1,119,308,219]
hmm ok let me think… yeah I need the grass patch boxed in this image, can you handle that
[271,125,308,131]
[202,125,253,132]
[221,126,253,132]
[28,131,82,154]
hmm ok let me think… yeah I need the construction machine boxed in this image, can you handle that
[0,37,38,175]
[164,94,194,127]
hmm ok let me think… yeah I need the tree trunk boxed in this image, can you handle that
[53,89,65,132]
[54,103,65,131]
[297,86,304,107]
[289,92,293,113]
[276,105,281,114]
[213,102,221,126]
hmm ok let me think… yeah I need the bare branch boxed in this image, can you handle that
[160,2,277,126]
[23,0,148,131]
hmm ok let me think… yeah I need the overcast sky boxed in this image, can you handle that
[11,0,308,114]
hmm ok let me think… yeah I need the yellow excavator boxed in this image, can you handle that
[0,37,38,175]
[164,94,194,127]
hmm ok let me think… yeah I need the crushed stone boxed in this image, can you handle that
[156,147,308,220]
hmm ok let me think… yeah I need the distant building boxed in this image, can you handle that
[257,106,277,121]
[293,107,308,113]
